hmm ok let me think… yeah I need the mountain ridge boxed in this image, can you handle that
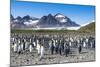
[11,13,80,28]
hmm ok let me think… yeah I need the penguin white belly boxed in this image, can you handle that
[13,43,17,52]
[40,46,44,58]
[36,44,40,54]
[12,38,15,42]
[90,42,93,48]
[83,42,86,47]
[69,42,71,46]
[33,42,36,47]
[86,39,88,43]
[25,42,28,49]
[18,45,21,52]
[21,43,23,51]
[29,45,33,52]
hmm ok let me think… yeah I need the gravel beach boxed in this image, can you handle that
[10,47,95,66]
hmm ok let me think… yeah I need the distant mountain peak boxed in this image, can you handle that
[55,13,67,23]
[10,14,14,21]
[55,13,65,18]
[48,14,53,16]
[11,13,80,28]
[16,16,22,20]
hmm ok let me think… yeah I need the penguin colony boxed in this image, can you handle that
[10,33,95,66]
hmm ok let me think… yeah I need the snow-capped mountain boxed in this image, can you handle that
[54,13,80,27]
[11,15,39,28]
[37,14,60,27]
[55,13,68,23]
[24,20,39,26]
[11,13,80,28]
[37,13,79,27]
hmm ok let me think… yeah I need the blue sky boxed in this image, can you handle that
[11,0,95,25]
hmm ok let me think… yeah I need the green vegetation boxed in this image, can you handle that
[11,29,77,34]
[79,22,95,33]
[11,22,95,34]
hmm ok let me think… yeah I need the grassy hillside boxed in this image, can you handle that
[79,22,95,33]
